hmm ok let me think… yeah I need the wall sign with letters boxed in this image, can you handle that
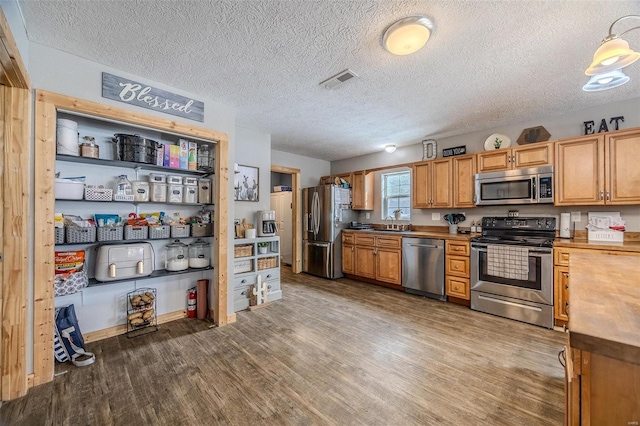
[583,116,624,135]
[102,72,204,122]
[442,145,466,157]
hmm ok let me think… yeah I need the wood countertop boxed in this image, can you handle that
[554,238,640,253]
[569,252,640,365]
[343,228,477,242]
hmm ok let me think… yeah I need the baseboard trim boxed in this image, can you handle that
[84,310,188,343]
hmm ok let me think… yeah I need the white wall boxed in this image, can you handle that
[331,97,640,232]
[235,126,272,226]
[271,149,330,189]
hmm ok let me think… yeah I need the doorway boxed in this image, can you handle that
[270,165,301,273]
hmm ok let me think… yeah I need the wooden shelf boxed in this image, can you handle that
[87,266,213,287]
[55,234,213,247]
[56,154,214,176]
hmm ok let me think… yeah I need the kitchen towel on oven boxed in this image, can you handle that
[486,244,529,280]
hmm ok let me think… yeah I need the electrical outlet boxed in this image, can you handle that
[365,212,370,219]
[432,213,440,221]
[571,211,581,222]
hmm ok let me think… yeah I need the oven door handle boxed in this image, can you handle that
[471,245,551,255]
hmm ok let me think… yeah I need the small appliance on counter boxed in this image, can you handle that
[95,243,153,282]
[348,222,372,230]
[258,210,277,236]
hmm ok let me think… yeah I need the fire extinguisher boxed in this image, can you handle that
[187,288,196,318]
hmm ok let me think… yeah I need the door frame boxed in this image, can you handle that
[0,7,31,401]
[270,165,301,273]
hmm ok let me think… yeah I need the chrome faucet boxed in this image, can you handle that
[384,216,395,230]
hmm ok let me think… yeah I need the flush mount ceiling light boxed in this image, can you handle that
[583,15,639,91]
[582,70,630,91]
[384,144,397,153]
[383,16,434,56]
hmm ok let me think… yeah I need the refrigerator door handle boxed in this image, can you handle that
[307,242,329,248]
[312,191,320,238]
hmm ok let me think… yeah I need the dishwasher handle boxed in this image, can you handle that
[406,243,440,249]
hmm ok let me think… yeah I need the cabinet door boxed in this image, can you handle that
[431,158,453,208]
[477,149,511,172]
[342,243,355,275]
[554,266,570,322]
[412,162,431,208]
[337,173,353,187]
[513,142,553,169]
[606,129,640,204]
[352,171,373,210]
[354,246,376,279]
[375,248,401,285]
[555,135,605,206]
[453,154,476,208]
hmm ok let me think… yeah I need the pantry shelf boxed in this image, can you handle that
[87,266,214,287]
[56,154,214,176]
[55,198,214,207]
[54,234,213,247]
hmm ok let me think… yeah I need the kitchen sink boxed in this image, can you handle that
[377,228,405,232]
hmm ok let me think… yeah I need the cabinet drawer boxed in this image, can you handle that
[258,268,280,283]
[446,255,470,277]
[342,232,354,244]
[554,248,571,266]
[446,276,470,300]
[233,274,257,288]
[376,235,401,248]
[233,285,251,312]
[265,279,281,293]
[355,234,375,246]
[446,240,470,256]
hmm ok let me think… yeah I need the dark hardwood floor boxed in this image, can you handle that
[1,267,565,425]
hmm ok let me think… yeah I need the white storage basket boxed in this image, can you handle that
[170,225,190,238]
[85,187,113,201]
[66,227,96,244]
[55,227,65,244]
[97,226,124,242]
[124,225,149,240]
[149,225,170,239]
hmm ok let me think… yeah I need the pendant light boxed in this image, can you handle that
[383,16,434,56]
[583,15,640,91]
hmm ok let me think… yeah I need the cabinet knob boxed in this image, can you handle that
[455,247,461,251]
[565,301,570,314]
[606,191,610,201]
[266,274,272,279]
[564,284,569,290]
[563,272,569,278]
[454,264,459,269]
[241,279,247,284]
[599,190,604,200]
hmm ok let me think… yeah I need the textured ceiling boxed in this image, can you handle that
[18,0,640,161]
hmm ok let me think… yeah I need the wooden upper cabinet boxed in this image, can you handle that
[477,142,553,173]
[555,134,605,206]
[431,159,453,208]
[412,161,431,208]
[453,154,476,208]
[412,159,452,209]
[352,171,374,210]
[606,128,640,204]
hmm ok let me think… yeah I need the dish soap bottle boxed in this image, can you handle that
[115,174,133,196]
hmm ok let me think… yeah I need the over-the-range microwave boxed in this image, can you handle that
[474,166,554,206]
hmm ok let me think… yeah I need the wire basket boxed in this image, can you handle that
[257,257,278,270]
[66,227,96,244]
[124,225,148,240]
[97,226,124,242]
[127,287,157,338]
[84,187,113,201]
[55,227,64,244]
[149,225,170,239]
[170,225,190,238]
[114,194,135,202]
[234,244,253,258]
[191,223,212,237]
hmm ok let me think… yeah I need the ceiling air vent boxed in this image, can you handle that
[319,69,358,89]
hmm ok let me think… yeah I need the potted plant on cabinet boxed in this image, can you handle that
[257,241,270,254]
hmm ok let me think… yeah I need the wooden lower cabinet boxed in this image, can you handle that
[445,241,470,301]
[342,232,402,287]
[566,341,640,425]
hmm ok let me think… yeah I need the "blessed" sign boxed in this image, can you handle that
[102,72,204,122]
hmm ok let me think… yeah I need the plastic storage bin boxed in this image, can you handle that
[183,184,197,203]
[55,227,65,244]
[66,226,96,244]
[149,225,170,239]
[85,186,113,201]
[97,226,124,242]
[149,182,167,202]
[168,184,183,203]
[132,181,150,202]
[124,225,149,240]
[170,225,190,238]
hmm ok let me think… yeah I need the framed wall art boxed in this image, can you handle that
[234,164,259,201]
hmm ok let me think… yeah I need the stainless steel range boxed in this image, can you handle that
[470,217,555,329]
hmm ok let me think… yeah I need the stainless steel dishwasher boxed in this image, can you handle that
[402,237,445,300]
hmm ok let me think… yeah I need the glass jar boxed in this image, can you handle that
[165,240,188,271]
[80,136,99,158]
[188,238,210,268]
[197,144,214,171]
[115,174,133,196]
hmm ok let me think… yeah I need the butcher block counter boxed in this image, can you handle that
[565,252,640,425]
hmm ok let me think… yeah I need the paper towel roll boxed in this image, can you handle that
[560,213,571,238]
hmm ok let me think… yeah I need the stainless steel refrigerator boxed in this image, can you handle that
[302,185,357,279]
